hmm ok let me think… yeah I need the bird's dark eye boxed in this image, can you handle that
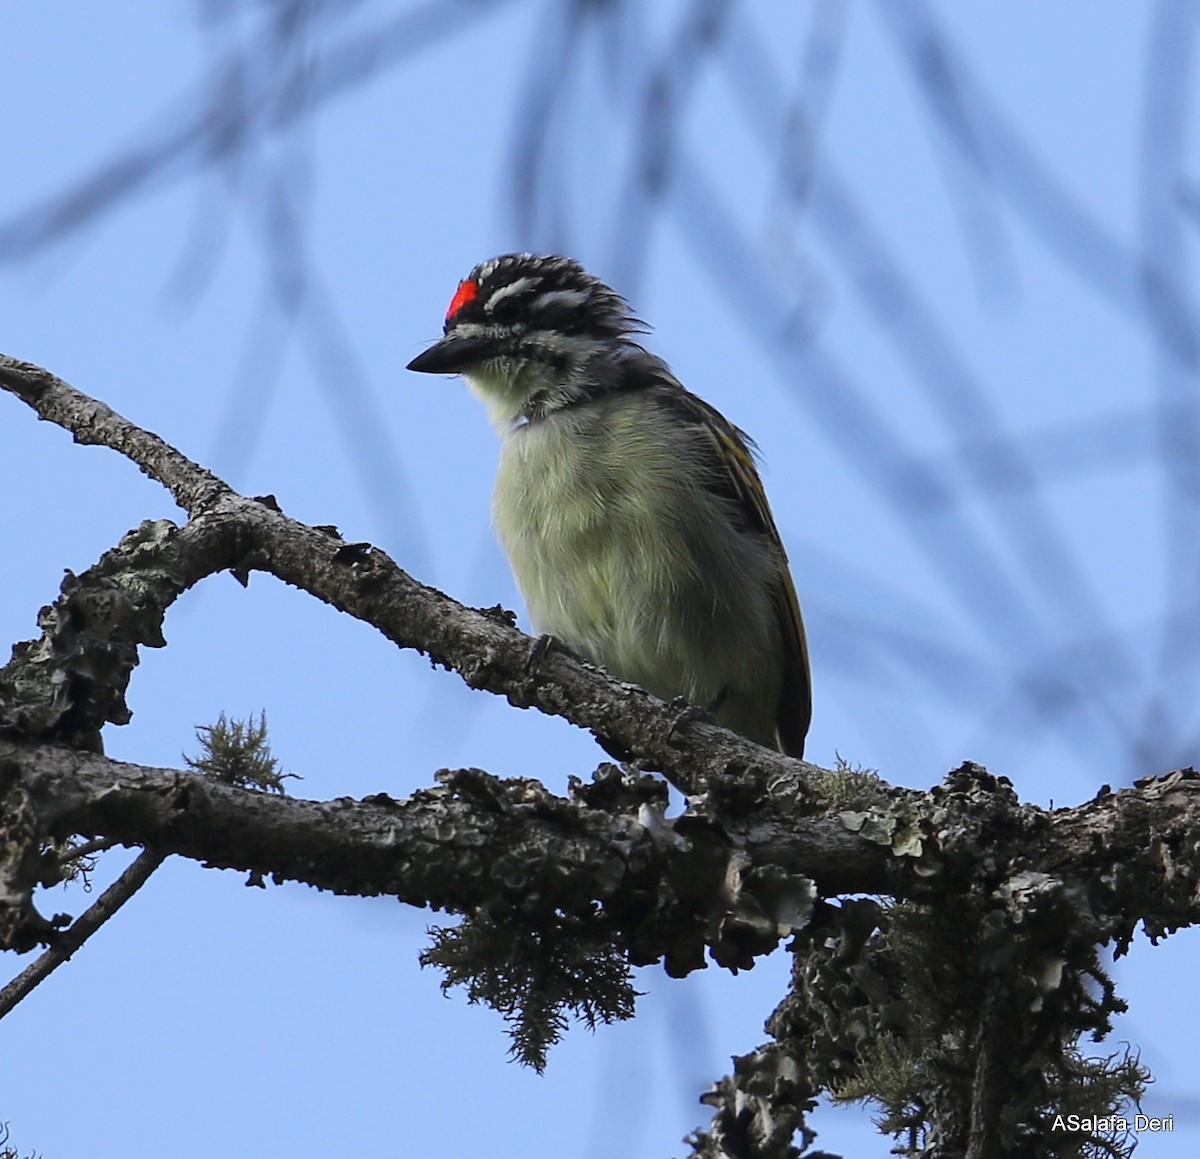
[490,295,523,324]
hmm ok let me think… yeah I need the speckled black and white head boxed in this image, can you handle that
[407,253,650,426]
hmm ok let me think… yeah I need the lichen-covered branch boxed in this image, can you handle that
[0,353,1192,1155]
[0,517,239,751]
[4,353,1200,961]
[687,890,1147,1159]
[0,739,816,975]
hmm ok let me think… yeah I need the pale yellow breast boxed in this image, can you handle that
[491,394,783,729]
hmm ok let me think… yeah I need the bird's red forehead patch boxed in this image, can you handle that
[446,278,479,323]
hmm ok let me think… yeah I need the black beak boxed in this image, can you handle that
[406,333,492,375]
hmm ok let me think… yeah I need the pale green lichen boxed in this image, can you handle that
[184,711,295,794]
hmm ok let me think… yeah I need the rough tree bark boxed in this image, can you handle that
[1,353,1193,1157]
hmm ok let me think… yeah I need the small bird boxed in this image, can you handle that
[407,254,811,757]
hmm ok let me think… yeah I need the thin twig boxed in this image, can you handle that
[0,849,165,1021]
[0,355,228,513]
[58,836,120,864]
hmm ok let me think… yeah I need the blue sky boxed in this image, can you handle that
[2,2,1199,1155]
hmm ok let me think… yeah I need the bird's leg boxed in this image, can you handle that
[666,696,716,743]
[524,632,556,675]
[502,634,559,712]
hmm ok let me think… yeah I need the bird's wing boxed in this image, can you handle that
[649,375,813,757]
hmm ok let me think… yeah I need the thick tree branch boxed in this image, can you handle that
[0,738,825,973]
[1,738,1199,960]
